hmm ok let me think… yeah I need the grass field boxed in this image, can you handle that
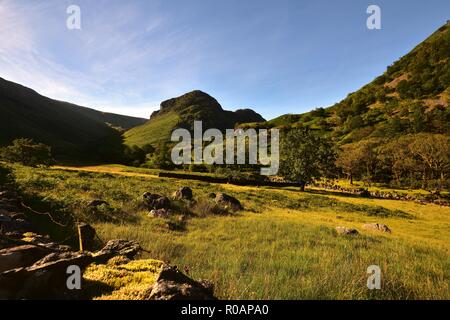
[8,163,450,299]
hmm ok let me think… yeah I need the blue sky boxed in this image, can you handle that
[0,0,449,119]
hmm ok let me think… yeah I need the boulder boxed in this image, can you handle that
[363,223,391,233]
[335,226,359,235]
[11,251,94,299]
[148,265,216,300]
[149,208,172,218]
[94,239,141,263]
[172,187,193,201]
[215,193,243,211]
[143,192,171,210]
[0,245,51,273]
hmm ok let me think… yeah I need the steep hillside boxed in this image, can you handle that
[241,21,450,143]
[124,90,265,147]
[0,77,145,160]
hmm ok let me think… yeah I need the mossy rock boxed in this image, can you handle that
[82,257,164,300]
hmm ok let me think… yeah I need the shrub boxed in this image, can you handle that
[0,138,53,167]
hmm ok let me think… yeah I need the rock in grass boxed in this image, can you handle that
[149,208,172,218]
[215,193,243,211]
[363,223,391,233]
[143,192,171,210]
[148,264,216,300]
[94,239,142,263]
[335,226,359,235]
[87,199,109,207]
[172,187,193,201]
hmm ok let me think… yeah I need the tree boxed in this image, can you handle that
[378,136,417,185]
[279,128,336,191]
[409,133,450,190]
[0,138,53,167]
[145,141,174,170]
[336,139,382,185]
[336,143,363,184]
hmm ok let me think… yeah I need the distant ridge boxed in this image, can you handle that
[0,77,146,160]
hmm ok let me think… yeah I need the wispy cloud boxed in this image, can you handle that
[0,0,204,117]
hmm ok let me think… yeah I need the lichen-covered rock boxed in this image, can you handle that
[82,258,164,300]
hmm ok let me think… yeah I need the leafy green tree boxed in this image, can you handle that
[0,138,53,167]
[279,128,336,191]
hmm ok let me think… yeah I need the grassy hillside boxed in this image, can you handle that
[240,22,450,144]
[124,111,180,147]
[8,162,450,299]
[0,77,145,160]
[124,90,265,148]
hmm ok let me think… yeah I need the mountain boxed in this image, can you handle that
[0,77,146,160]
[240,21,450,143]
[124,90,265,147]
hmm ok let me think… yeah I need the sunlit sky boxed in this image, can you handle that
[0,0,449,119]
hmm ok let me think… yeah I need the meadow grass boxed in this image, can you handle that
[8,163,450,299]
